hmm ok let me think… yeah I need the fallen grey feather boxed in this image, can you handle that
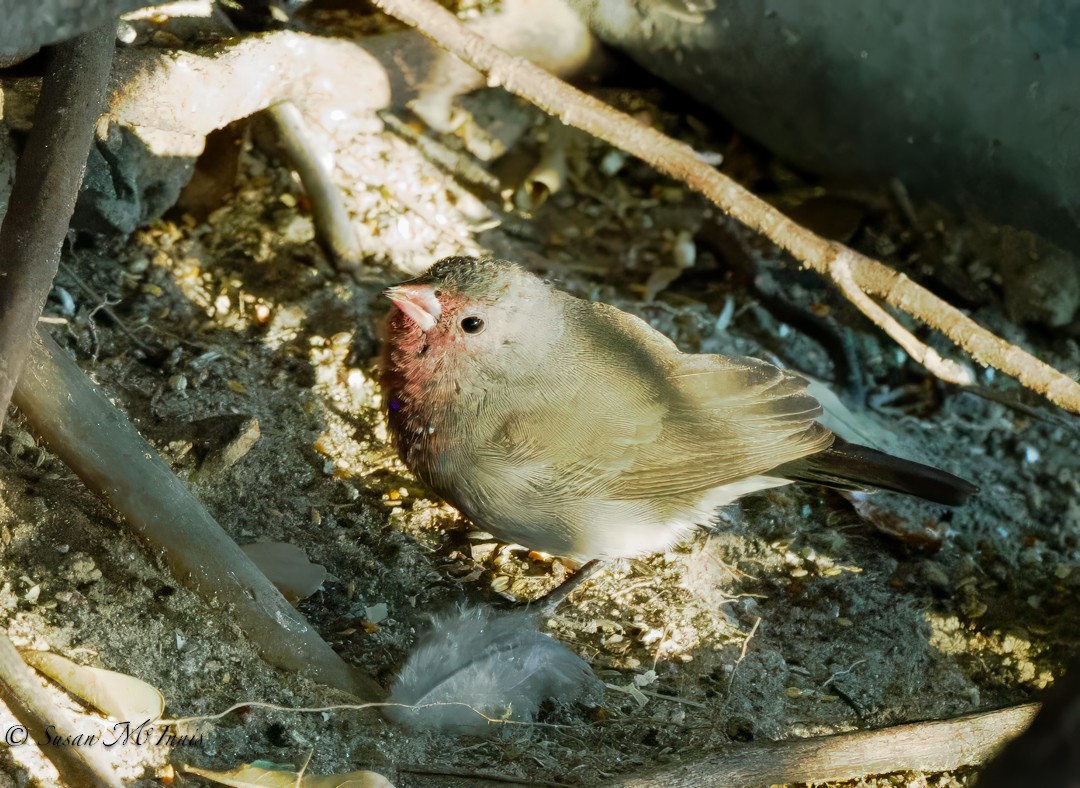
[389,604,601,733]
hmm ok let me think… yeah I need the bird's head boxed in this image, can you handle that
[382,256,561,396]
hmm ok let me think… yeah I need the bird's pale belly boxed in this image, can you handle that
[434,466,793,561]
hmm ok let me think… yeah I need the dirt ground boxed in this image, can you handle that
[2,6,1079,787]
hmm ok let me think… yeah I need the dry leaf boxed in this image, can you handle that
[21,650,164,722]
[240,542,328,604]
[182,762,395,787]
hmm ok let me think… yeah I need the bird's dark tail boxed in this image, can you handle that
[774,437,978,506]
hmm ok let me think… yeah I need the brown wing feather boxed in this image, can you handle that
[609,354,832,498]
[555,301,833,500]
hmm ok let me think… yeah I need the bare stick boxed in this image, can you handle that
[604,703,1038,787]
[368,0,1080,414]
[723,616,760,702]
[0,24,115,432]
[266,102,364,271]
[0,632,121,788]
[11,331,383,702]
[829,256,974,386]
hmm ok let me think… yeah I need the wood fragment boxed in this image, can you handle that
[603,703,1039,787]
[191,417,262,487]
[368,0,1080,414]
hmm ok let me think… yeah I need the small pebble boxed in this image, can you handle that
[599,149,626,176]
[365,603,388,624]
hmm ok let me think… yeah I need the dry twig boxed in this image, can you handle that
[266,102,365,271]
[368,0,1080,414]
[0,24,115,431]
[604,703,1038,787]
[722,616,760,704]
[829,255,974,386]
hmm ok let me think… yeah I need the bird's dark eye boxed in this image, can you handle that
[461,316,485,334]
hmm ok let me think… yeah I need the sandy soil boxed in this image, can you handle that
[1,10,1079,787]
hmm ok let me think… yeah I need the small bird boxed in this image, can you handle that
[381,256,976,562]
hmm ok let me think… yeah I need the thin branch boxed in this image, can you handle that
[265,102,364,271]
[723,616,760,703]
[830,255,975,386]
[0,631,121,788]
[603,703,1039,787]
[0,24,115,432]
[368,0,1080,414]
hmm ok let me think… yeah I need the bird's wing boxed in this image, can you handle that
[558,301,833,499]
[608,352,833,498]
[472,353,669,501]
[462,299,829,507]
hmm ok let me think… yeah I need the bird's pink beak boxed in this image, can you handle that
[385,284,442,332]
